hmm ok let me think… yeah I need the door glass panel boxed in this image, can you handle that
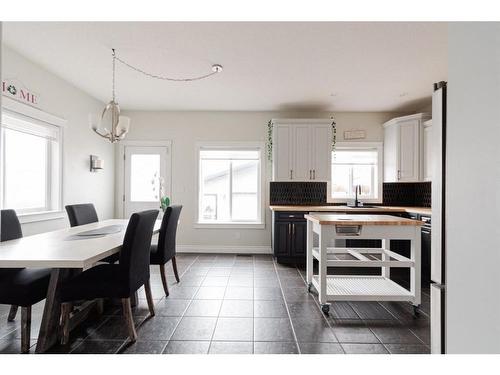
[130,154,161,202]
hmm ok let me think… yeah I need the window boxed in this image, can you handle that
[331,142,382,202]
[197,144,264,226]
[1,109,62,216]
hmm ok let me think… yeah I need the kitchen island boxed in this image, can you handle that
[304,213,423,315]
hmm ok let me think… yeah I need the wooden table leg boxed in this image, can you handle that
[35,268,70,353]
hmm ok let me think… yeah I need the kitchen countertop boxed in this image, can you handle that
[304,213,424,226]
[269,205,432,216]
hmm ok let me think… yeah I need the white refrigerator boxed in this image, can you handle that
[430,81,447,354]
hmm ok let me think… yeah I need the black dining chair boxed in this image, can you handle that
[150,205,183,297]
[59,210,159,344]
[65,203,118,264]
[0,209,51,353]
[65,203,99,227]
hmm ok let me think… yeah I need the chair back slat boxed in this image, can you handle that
[1,209,23,242]
[157,205,183,263]
[65,204,99,227]
[120,210,159,292]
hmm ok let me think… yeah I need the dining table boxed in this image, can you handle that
[0,218,162,353]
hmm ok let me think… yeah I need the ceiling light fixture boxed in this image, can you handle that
[91,49,223,143]
[91,49,130,143]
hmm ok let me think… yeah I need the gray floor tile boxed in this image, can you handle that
[170,317,217,341]
[122,340,167,354]
[136,316,181,340]
[254,287,284,301]
[254,277,280,288]
[228,276,254,287]
[385,344,430,354]
[194,287,226,300]
[367,322,424,344]
[254,318,295,342]
[278,277,306,288]
[213,318,254,341]
[254,300,288,318]
[163,340,210,354]
[341,343,389,354]
[219,300,253,317]
[202,276,229,287]
[254,341,298,354]
[154,299,191,317]
[329,302,361,320]
[281,287,315,303]
[167,286,199,300]
[291,318,338,343]
[330,320,380,343]
[287,302,324,319]
[209,341,253,354]
[350,302,396,320]
[71,339,124,354]
[184,299,222,317]
[224,286,254,300]
[299,342,344,354]
[207,268,232,277]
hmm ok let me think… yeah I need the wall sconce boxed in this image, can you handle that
[90,155,104,172]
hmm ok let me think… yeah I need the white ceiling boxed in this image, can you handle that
[2,22,447,112]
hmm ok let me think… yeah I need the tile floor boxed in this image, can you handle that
[0,253,430,354]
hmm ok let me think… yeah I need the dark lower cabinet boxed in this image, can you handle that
[273,212,308,263]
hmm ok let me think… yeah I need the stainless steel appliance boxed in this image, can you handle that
[430,81,447,354]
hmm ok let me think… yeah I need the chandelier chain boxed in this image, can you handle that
[114,52,220,82]
[112,49,116,101]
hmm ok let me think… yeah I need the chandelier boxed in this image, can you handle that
[91,49,223,143]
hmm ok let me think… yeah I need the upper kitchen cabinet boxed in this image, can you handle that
[383,113,431,182]
[271,119,332,181]
[423,119,433,181]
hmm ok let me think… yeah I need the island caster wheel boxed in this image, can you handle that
[307,283,312,293]
[413,305,420,318]
[321,304,330,315]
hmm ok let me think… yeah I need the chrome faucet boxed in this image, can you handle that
[354,185,362,207]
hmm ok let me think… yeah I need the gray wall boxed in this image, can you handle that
[122,110,402,251]
[1,46,115,235]
[446,22,500,353]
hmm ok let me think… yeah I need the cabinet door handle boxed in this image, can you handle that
[290,170,293,179]
[292,223,295,236]
[397,170,401,180]
[309,170,312,179]
[288,223,292,236]
[313,169,316,179]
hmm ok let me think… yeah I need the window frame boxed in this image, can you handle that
[195,141,266,229]
[329,141,383,204]
[0,97,65,223]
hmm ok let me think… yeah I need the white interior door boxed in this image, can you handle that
[124,145,170,218]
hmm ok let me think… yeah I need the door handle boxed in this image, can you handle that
[397,170,401,180]
[313,170,316,179]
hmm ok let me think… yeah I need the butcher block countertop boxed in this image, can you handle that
[304,213,424,226]
[269,205,431,216]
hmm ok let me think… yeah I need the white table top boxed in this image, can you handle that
[0,219,162,269]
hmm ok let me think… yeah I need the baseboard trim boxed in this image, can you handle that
[177,245,272,254]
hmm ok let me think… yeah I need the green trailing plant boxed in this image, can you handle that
[266,120,273,162]
[331,116,337,152]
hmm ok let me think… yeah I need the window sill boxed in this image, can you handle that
[18,210,66,224]
[194,222,265,229]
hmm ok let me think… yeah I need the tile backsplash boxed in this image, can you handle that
[383,182,431,207]
[270,182,327,205]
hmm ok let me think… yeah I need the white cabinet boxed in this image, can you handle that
[383,113,431,182]
[272,119,332,181]
[423,120,433,181]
